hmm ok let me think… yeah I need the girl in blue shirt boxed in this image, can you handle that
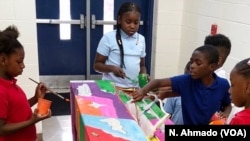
[93,2,147,89]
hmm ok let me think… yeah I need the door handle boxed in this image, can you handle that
[80,14,85,29]
[91,14,143,29]
[36,14,85,29]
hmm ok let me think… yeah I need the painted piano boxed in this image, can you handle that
[70,80,173,141]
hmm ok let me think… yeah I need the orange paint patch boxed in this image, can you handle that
[76,98,102,116]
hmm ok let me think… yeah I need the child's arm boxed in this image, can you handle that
[0,109,51,136]
[29,83,47,107]
[132,78,172,102]
[139,57,147,74]
[156,87,179,100]
[94,53,125,78]
[218,104,232,118]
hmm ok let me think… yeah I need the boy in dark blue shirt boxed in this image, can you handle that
[132,45,232,125]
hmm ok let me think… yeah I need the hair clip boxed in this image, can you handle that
[247,59,250,66]
[118,39,122,45]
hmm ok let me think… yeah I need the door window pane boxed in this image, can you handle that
[103,0,114,34]
[60,0,71,40]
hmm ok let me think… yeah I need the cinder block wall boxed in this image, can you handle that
[152,0,250,80]
[0,0,42,134]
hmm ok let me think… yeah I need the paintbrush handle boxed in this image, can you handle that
[46,88,65,100]
[124,75,132,81]
[28,78,40,84]
[28,78,65,100]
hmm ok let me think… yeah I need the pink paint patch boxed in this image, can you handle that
[165,119,174,125]
[154,129,165,141]
[150,118,174,141]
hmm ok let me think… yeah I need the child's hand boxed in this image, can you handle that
[217,111,229,119]
[147,74,151,82]
[209,112,227,125]
[131,90,145,102]
[35,83,48,99]
[111,66,125,78]
[145,94,157,101]
[211,111,227,121]
[31,108,52,122]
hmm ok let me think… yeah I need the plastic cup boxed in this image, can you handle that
[138,74,148,88]
[37,98,52,116]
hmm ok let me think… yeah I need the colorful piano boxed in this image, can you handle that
[70,80,172,141]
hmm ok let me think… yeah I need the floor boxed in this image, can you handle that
[42,88,73,141]
[42,115,73,141]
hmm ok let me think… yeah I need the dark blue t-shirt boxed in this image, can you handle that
[170,73,231,125]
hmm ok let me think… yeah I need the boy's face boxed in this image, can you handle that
[118,11,140,36]
[189,50,216,79]
[229,68,249,107]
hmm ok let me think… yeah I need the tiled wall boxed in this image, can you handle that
[153,0,250,80]
[151,0,184,78]
[180,0,250,80]
[0,0,39,96]
[0,0,41,133]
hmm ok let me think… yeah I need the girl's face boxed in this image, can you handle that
[189,51,216,79]
[118,11,140,36]
[229,68,249,107]
[5,48,25,78]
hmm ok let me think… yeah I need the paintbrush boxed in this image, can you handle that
[124,75,138,84]
[28,78,70,102]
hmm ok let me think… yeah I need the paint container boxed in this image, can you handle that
[37,98,52,116]
[138,74,148,88]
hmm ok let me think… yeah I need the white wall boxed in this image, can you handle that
[151,0,184,78]
[153,0,250,80]
[181,0,250,79]
[0,0,42,134]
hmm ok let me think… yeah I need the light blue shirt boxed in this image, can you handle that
[96,30,146,88]
[164,97,184,125]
